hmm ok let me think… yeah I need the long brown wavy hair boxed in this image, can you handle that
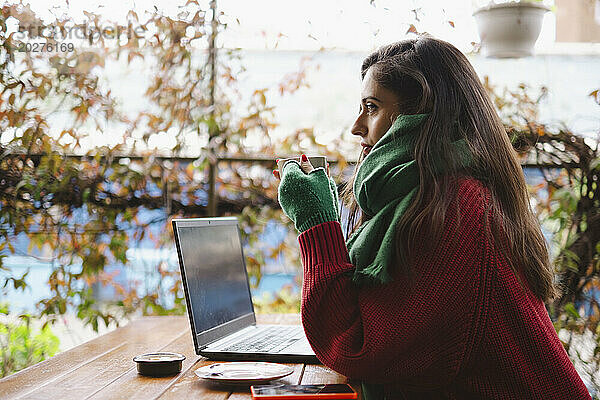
[340,35,557,302]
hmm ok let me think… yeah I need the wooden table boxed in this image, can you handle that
[1,314,362,399]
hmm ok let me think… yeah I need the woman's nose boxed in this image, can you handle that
[350,117,366,137]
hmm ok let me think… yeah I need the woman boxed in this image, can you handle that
[273,35,590,399]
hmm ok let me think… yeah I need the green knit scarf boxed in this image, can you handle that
[346,113,472,286]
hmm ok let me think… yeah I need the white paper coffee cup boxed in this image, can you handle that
[277,156,327,174]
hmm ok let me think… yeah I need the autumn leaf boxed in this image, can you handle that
[589,89,600,105]
[536,125,546,136]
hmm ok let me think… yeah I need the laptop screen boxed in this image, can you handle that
[175,222,254,335]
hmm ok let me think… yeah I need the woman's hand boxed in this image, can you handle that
[274,154,339,232]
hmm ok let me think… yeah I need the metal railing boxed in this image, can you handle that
[3,152,575,216]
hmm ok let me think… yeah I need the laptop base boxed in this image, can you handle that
[199,350,320,364]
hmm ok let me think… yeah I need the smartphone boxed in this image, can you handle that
[251,383,357,399]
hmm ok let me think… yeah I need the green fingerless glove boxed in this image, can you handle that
[278,161,339,232]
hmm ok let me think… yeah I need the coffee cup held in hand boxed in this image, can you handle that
[277,156,327,175]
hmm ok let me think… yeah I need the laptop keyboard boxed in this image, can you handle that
[221,326,303,353]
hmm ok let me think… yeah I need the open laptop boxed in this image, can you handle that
[172,217,319,364]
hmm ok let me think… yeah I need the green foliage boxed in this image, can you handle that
[0,303,60,378]
[565,303,582,320]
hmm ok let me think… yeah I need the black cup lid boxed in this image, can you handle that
[133,352,186,363]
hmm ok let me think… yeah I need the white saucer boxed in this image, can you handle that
[195,362,294,384]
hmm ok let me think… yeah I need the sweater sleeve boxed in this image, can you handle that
[297,178,489,390]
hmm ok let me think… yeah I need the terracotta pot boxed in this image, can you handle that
[473,2,550,58]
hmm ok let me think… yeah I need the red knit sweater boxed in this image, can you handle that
[298,177,590,399]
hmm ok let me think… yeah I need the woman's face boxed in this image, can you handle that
[351,67,402,158]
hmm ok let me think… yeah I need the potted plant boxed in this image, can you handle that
[473,0,551,58]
